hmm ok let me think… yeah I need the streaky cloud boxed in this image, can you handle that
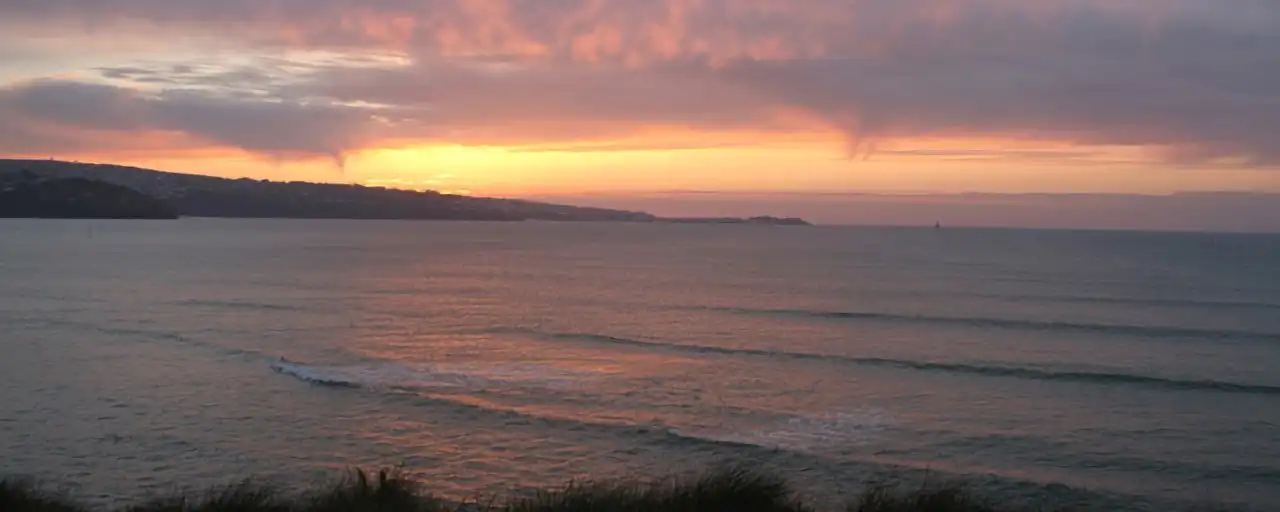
[0,0,1278,165]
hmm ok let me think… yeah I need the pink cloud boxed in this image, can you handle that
[0,0,1277,166]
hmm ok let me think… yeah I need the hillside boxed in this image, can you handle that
[0,174,179,219]
[0,159,655,222]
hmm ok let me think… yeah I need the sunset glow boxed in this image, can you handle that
[2,0,1279,210]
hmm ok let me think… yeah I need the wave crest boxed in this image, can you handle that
[708,306,1280,343]
[270,357,893,455]
[673,410,894,452]
[269,359,600,391]
[529,332,1280,396]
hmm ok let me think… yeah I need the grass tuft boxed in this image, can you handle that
[850,482,999,512]
[0,479,84,512]
[1,467,1235,511]
[305,467,444,512]
[507,468,810,512]
[125,482,287,512]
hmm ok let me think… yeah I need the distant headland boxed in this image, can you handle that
[0,159,811,225]
[659,216,813,226]
[0,172,178,219]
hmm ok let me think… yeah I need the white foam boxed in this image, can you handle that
[675,410,894,452]
[270,359,601,391]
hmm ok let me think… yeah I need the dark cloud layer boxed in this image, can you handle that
[1,0,1279,165]
[0,79,375,162]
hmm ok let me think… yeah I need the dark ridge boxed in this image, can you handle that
[886,291,1280,312]
[1011,295,1280,312]
[706,306,1280,343]
[0,159,653,222]
[0,175,178,219]
[529,332,1280,396]
[1,159,812,224]
[176,299,304,312]
[848,359,1280,396]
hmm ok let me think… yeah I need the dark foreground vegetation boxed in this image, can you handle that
[0,467,1194,512]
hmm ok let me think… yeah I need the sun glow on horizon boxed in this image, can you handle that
[12,133,1280,198]
[325,137,1280,197]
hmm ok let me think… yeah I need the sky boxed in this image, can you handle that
[1,1,1279,228]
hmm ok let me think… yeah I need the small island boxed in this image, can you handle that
[0,174,179,219]
[658,216,813,226]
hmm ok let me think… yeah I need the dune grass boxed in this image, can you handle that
[304,468,443,512]
[0,467,1175,512]
[848,483,998,512]
[122,483,287,512]
[507,468,808,512]
[0,479,83,512]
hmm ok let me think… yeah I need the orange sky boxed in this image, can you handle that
[35,140,1279,198]
[1,0,1278,198]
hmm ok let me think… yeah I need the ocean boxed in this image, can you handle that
[1,219,1278,510]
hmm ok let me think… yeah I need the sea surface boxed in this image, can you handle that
[1,219,1278,510]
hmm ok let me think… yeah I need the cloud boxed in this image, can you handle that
[1,0,1279,165]
[0,79,376,164]
[295,58,784,146]
[709,3,1280,162]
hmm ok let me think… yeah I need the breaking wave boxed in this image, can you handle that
[705,306,1280,343]
[269,359,600,391]
[526,332,1280,396]
[671,410,894,452]
[269,358,890,454]
[179,299,304,312]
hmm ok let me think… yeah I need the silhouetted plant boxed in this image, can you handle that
[125,482,287,512]
[507,468,809,512]
[0,479,83,512]
[850,481,1000,512]
[305,468,444,512]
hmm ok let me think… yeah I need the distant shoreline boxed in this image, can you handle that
[657,215,813,226]
[1,159,811,225]
[0,214,817,225]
